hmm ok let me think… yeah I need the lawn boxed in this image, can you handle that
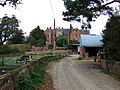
[0,53,54,66]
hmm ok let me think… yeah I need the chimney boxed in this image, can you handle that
[70,24,73,33]
[81,25,84,30]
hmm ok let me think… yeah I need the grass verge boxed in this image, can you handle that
[101,69,120,80]
[18,57,61,90]
[0,53,54,66]
[78,57,83,60]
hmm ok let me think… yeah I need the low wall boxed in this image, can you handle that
[0,51,69,90]
[25,50,69,55]
[101,60,120,75]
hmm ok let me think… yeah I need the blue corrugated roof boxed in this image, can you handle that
[80,34,103,47]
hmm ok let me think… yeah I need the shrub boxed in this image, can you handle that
[78,57,83,60]
[0,45,12,54]
[0,44,31,54]
[18,74,36,90]
[31,69,46,84]
[48,44,53,49]
[56,47,68,50]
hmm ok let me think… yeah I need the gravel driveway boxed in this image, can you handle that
[47,55,120,90]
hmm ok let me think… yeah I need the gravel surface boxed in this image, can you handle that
[47,55,120,90]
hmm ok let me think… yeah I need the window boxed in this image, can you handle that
[46,35,49,38]
[74,34,78,38]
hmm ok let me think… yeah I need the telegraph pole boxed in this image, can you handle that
[53,18,56,55]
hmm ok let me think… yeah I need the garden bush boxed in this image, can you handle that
[0,45,12,54]
[0,44,31,54]
[48,44,53,49]
[56,47,68,50]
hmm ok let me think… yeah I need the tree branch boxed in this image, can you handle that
[91,0,120,12]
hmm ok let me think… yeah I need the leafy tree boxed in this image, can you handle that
[55,35,68,47]
[69,39,79,44]
[0,15,21,45]
[8,29,24,44]
[0,0,21,7]
[28,26,46,47]
[63,0,120,28]
[102,15,120,60]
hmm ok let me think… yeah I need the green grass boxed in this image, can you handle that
[0,65,19,68]
[31,53,54,61]
[0,53,54,67]
[78,57,83,60]
[101,70,120,79]
[10,44,25,52]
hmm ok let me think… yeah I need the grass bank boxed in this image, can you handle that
[18,57,61,90]
[0,53,54,66]
[101,69,120,80]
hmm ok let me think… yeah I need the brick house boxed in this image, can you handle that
[44,24,90,45]
[69,28,81,42]
[44,27,52,45]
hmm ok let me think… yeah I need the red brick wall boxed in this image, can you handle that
[69,28,81,42]
[32,46,48,51]
[45,28,54,45]
[45,30,51,45]
[80,47,86,57]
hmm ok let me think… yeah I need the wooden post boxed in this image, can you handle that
[2,56,4,66]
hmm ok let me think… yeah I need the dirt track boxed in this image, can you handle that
[47,55,120,90]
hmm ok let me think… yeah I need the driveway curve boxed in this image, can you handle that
[47,55,120,90]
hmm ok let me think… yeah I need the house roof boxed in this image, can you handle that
[51,29,70,36]
[80,34,103,47]
[62,29,70,35]
[51,29,57,34]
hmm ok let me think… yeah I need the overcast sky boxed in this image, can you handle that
[0,0,118,36]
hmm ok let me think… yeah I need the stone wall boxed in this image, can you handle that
[101,60,120,75]
[0,51,69,90]
[25,50,69,55]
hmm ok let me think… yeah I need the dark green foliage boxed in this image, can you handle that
[0,44,30,54]
[78,57,83,60]
[69,39,79,44]
[31,69,46,84]
[8,29,25,44]
[63,0,114,28]
[48,44,53,49]
[18,68,46,89]
[28,26,46,47]
[0,45,11,54]
[0,15,24,45]
[18,57,61,89]
[102,15,120,60]
[55,35,68,47]
[0,0,22,7]
[18,74,36,90]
